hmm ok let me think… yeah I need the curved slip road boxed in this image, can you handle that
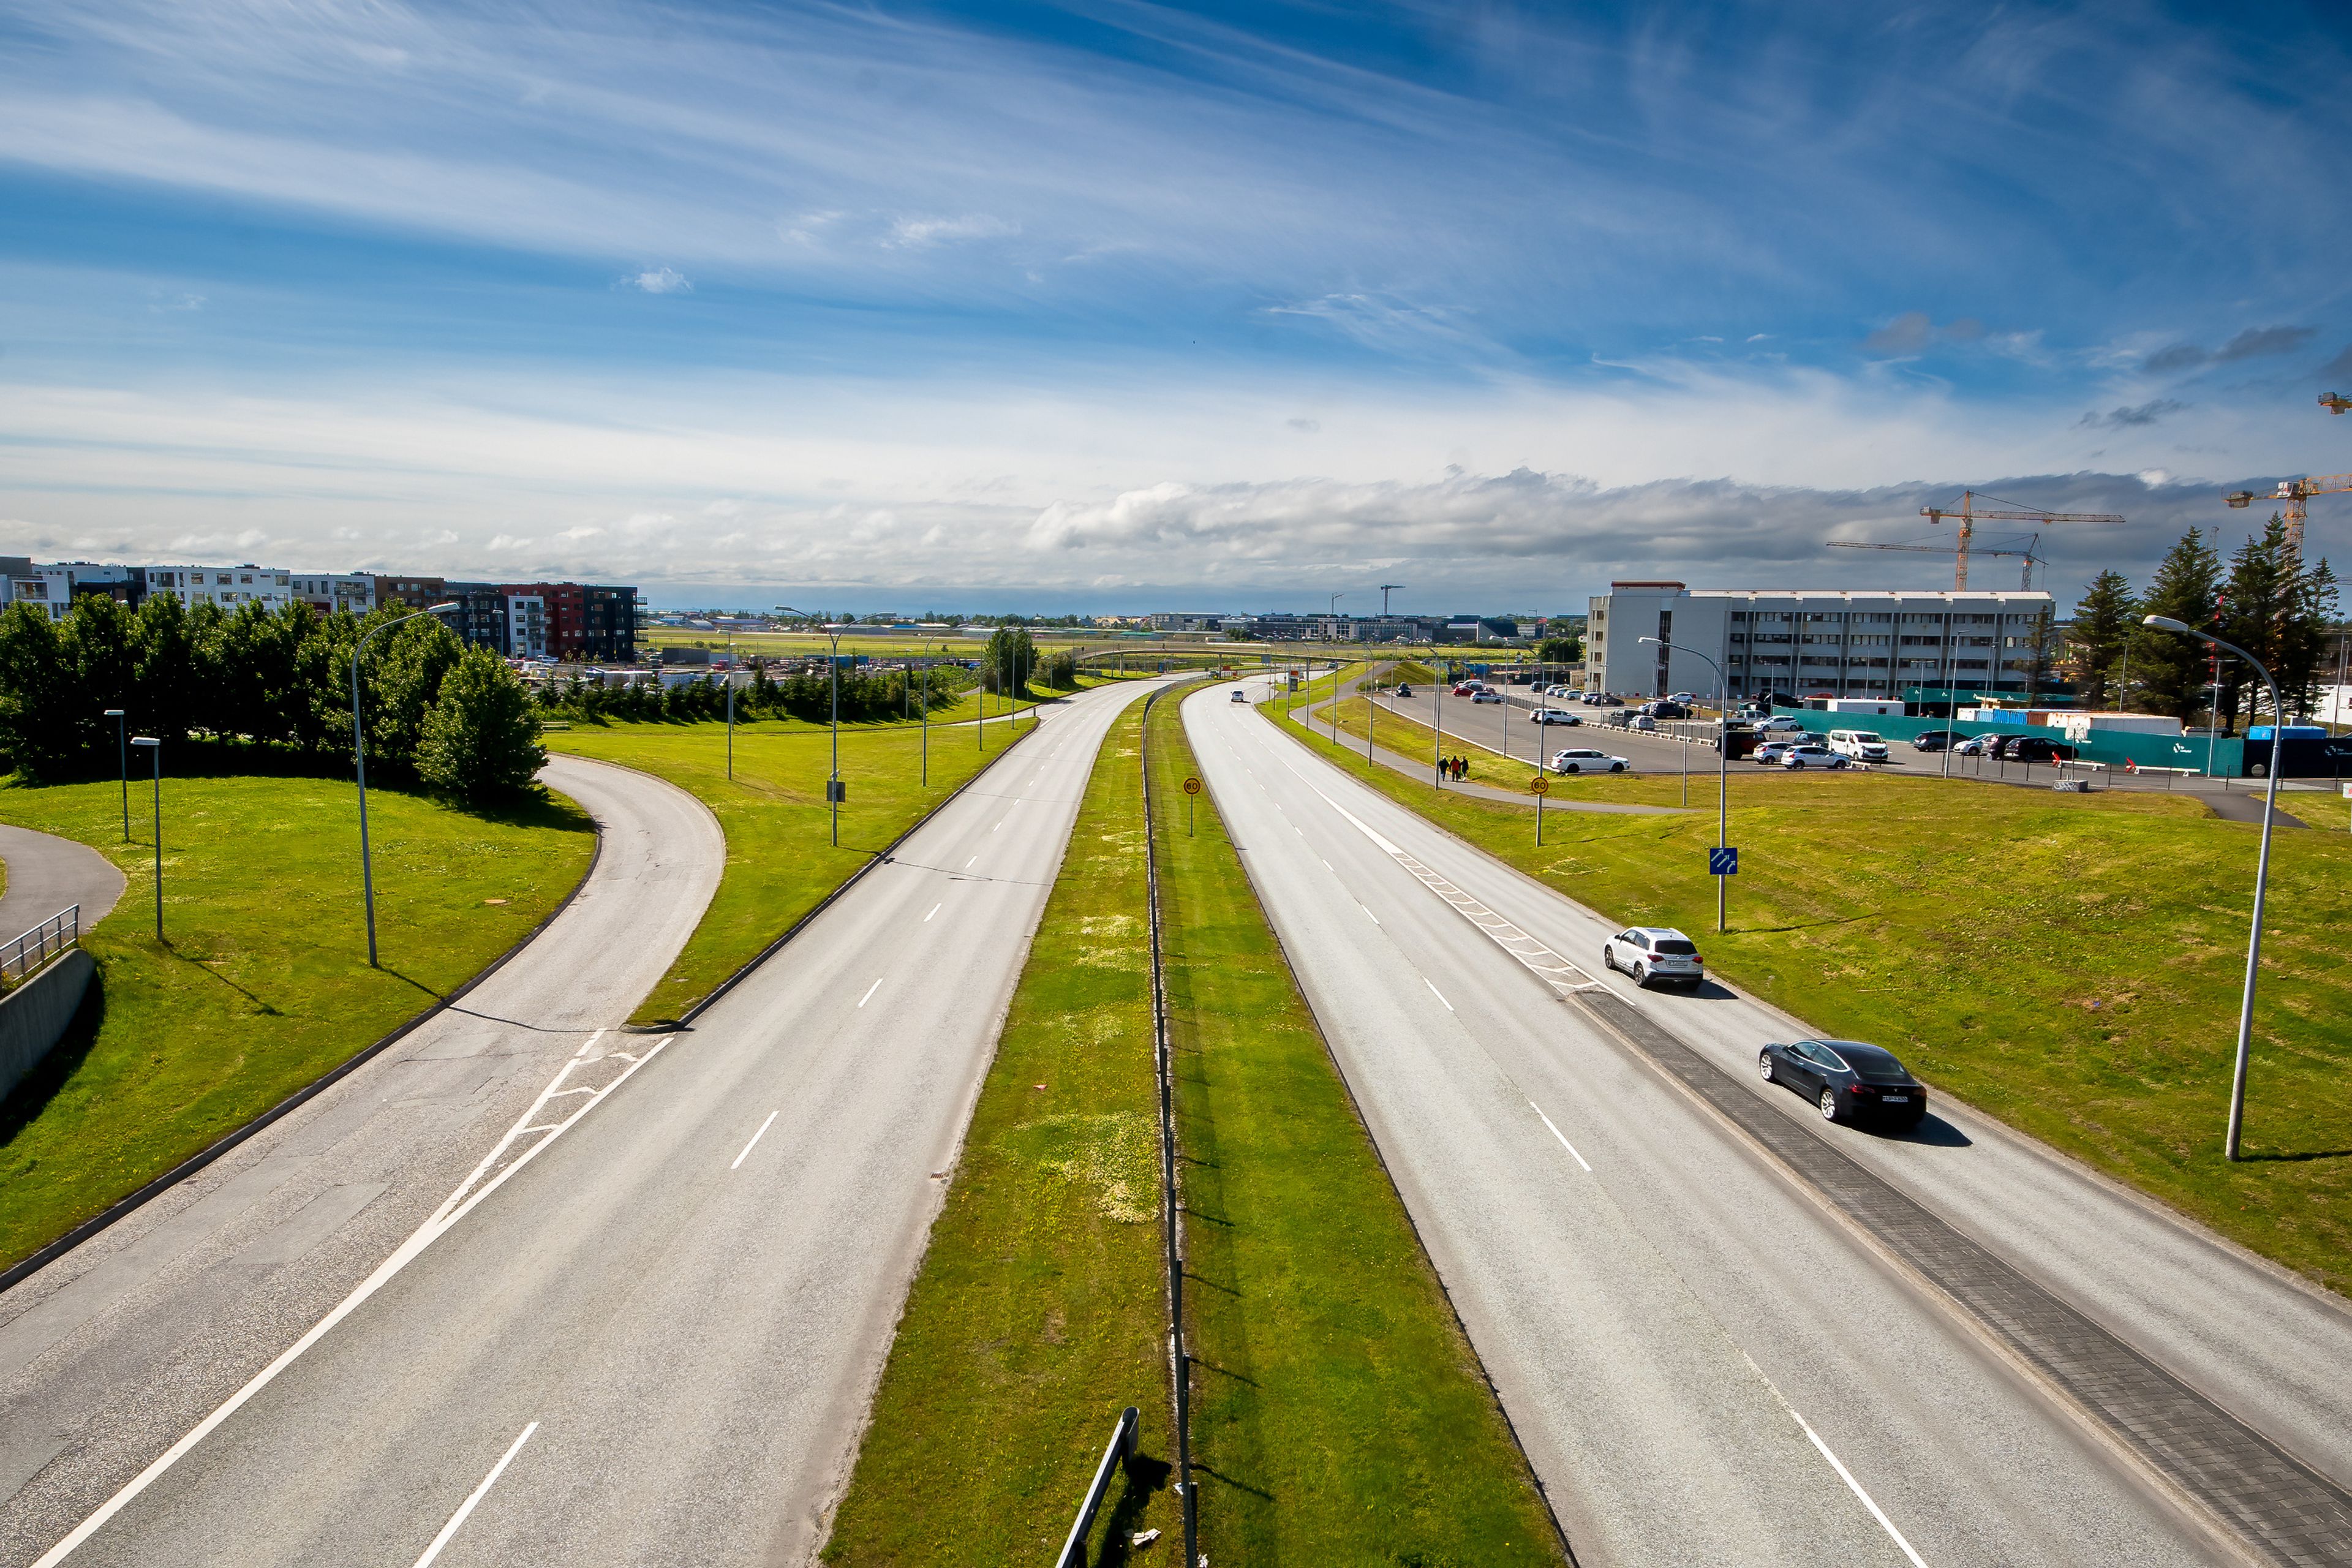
[0,753,725,1566]
[0,826,126,944]
[1186,685,2352,1568]
[12,677,1168,1568]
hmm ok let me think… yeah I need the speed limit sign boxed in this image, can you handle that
[1528,776,1550,796]
[1183,777,1202,795]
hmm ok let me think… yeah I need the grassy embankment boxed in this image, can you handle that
[821,701,1175,1567]
[0,777,593,1272]
[1150,693,1563,1562]
[545,693,1080,1027]
[1285,693,2352,1294]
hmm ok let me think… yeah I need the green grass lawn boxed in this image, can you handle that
[1152,695,1565,1564]
[1276,699,2352,1295]
[544,703,1055,1026]
[821,701,1176,1567]
[0,776,594,1272]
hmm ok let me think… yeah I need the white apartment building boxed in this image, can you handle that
[145,565,296,613]
[7,562,139,620]
[1587,581,2057,704]
[506,594,548,660]
[288,573,375,615]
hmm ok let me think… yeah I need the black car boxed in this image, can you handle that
[1758,1039,1927,1127]
[1911,729,1961,752]
[1989,734,2076,763]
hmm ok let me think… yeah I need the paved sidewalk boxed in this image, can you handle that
[0,825,125,944]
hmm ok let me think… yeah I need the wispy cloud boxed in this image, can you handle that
[883,214,1019,249]
[2144,324,2318,375]
[2079,398,2187,429]
[629,266,692,294]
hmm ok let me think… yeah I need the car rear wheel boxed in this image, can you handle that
[1819,1088,1841,1123]
[1758,1052,1776,1082]
[1633,962,1650,987]
[1565,763,1582,774]
[1600,946,1615,971]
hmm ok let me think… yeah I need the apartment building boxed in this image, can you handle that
[1587,581,2057,704]
[143,565,296,613]
[372,574,448,612]
[288,573,376,615]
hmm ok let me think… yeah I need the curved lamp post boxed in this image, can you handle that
[2144,614,2282,1160]
[1643,637,1731,933]
[775,608,844,846]
[353,602,458,967]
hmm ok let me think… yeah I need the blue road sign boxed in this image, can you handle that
[1709,846,1740,876]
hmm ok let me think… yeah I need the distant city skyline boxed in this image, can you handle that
[3,0,2348,605]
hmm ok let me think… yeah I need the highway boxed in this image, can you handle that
[1186,684,2352,1568]
[1,679,1163,1568]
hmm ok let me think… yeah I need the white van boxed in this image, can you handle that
[1827,728,1890,763]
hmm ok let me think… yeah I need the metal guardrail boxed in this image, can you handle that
[1,904,80,987]
[1053,1406,1139,1568]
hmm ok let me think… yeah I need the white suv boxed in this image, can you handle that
[1826,728,1890,763]
[1602,927,1705,989]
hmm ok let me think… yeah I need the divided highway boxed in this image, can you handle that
[4,680,1163,1567]
[1187,685,2352,1567]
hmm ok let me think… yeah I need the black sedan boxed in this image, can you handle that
[1758,1039,1927,1128]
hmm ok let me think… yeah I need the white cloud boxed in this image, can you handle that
[630,266,691,294]
[883,214,1019,249]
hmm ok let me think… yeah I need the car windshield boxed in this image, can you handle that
[1852,732,1883,744]
[1829,1042,1912,1081]
[1653,939,1698,956]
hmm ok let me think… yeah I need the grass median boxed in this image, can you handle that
[1276,698,2352,1295]
[821,701,1175,1567]
[1152,693,1565,1562]
[0,775,592,1272]
[546,704,1050,1025]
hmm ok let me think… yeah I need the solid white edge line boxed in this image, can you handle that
[924,902,941,921]
[730,1109,780,1170]
[1529,1101,1594,1172]
[1795,1414,1931,1567]
[1425,978,1452,1011]
[412,1420,539,1568]
[858,976,883,1008]
[28,1037,674,1568]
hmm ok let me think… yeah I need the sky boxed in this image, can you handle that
[2,0,2350,614]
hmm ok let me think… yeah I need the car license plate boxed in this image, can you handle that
[1881,1095,1910,1103]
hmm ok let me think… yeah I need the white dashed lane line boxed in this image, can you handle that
[729,1110,779,1171]
[1425,978,1453,1011]
[410,1422,538,1568]
[858,977,883,1008]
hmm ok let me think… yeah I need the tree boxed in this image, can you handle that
[0,602,77,780]
[983,625,1036,695]
[418,648,548,804]
[1535,633,1583,665]
[362,611,464,775]
[2127,529,2223,723]
[2215,516,2342,728]
[2065,570,2137,709]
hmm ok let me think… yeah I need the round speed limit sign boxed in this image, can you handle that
[1183,777,1202,796]
[1529,776,1550,796]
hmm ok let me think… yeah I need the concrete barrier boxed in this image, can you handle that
[0,948,95,1103]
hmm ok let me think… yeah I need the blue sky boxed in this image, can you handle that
[2,0,2350,611]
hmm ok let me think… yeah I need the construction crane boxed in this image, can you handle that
[1378,583,1404,616]
[2226,473,2352,559]
[1829,537,2045,590]
[1918,491,2124,589]
[2321,391,2351,415]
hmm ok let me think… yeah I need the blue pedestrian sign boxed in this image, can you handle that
[1709,846,1740,876]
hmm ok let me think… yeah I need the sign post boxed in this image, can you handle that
[1530,774,1549,845]
[1183,775,1201,836]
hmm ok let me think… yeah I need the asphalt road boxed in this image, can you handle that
[0,825,126,945]
[6,679,1164,1568]
[1186,684,2352,1568]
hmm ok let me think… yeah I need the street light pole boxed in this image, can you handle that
[777,607,843,845]
[1646,638,1730,933]
[130,737,160,938]
[352,602,458,968]
[2145,615,2282,1160]
[105,709,127,840]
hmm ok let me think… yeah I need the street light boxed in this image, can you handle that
[104,709,127,840]
[130,736,161,940]
[1643,637,1732,934]
[2144,613,2283,1160]
[352,602,459,968]
[776,608,844,846]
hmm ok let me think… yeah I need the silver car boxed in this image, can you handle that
[1602,926,1705,989]
[1781,744,1850,770]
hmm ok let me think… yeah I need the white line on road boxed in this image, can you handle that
[1425,978,1452,1011]
[858,976,883,1007]
[1361,902,1380,926]
[731,1110,780,1170]
[966,856,978,869]
[924,903,941,921]
[1743,1353,1928,1567]
[412,1422,538,1568]
[1530,1101,1593,1172]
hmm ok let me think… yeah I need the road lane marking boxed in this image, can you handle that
[31,1035,674,1568]
[731,1110,780,1170]
[1530,1101,1594,1172]
[1360,902,1379,926]
[1740,1352,1929,1566]
[412,1422,538,1568]
[965,856,978,868]
[1425,978,1452,1011]
[859,976,883,1008]
[924,903,941,921]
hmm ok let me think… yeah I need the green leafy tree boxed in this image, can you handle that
[1535,633,1583,665]
[2065,570,2138,709]
[0,602,77,780]
[2127,529,2223,723]
[418,647,548,804]
[361,611,464,775]
[983,625,1036,695]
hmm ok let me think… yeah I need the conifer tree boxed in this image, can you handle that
[2067,570,2137,708]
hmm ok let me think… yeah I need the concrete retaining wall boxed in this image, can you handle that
[0,948,94,1103]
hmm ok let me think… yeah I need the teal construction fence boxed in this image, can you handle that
[1765,706,2249,776]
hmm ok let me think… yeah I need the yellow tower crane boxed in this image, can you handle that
[2225,415,2352,559]
[1918,491,2125,590]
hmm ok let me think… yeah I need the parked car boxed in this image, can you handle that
[1998,736,2076,763]
[1543,684,1577,699]
[1628,714,1657,731]
[1781,744,1850,769]
[1602,710,1635,728]
[1753,739,1803,765]
[1670,692,1696,704]
[1550,747,1628,774]
[1451,682,1482,696]
[1471,689,1504,704]
[1602,926,1704,989]
[1911,729,1961,752]
[1759,1039,1927,1127]
[1952,735,1991,755]
[1826,729,1891,763]
[1755,715,1806,734]
[1529,708,1582,725]
[1641,700,1689,720]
